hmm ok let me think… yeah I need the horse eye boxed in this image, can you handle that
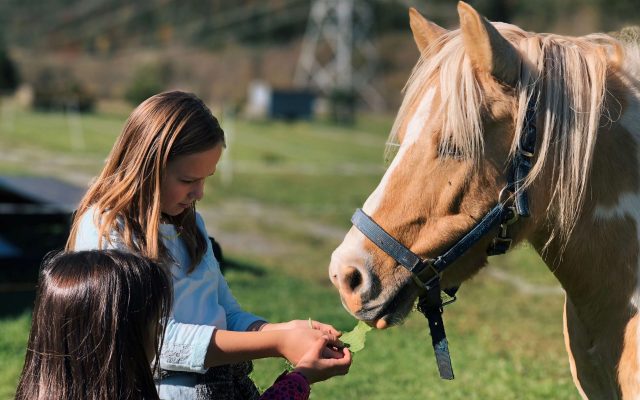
[438,144,465,160]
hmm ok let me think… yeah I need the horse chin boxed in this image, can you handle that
[358,276,418,329]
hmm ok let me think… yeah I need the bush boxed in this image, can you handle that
[124,63,171,105]
[31,67,95,112]
[0,47,19,94]
[329,88,357,125]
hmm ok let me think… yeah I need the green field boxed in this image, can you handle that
[0,104,579,399]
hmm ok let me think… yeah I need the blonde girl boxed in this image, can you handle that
[67,91,350,399]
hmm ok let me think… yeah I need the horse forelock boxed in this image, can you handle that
[386,23,631,250]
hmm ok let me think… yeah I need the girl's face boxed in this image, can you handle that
[160,144,223,216]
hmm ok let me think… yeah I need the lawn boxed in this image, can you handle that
[0,105,579,399]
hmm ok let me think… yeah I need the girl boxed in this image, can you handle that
[16,250,349,400]
[66,91,351,399]
[16,250,172,400]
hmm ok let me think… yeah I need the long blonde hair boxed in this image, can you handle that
[66,91,225,271]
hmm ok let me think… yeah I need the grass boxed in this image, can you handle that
[0,313,30,399]
[0,106,579,399]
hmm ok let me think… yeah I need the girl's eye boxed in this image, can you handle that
[181,179,195,184]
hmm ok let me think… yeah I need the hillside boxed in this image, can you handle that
[2,0,638,112]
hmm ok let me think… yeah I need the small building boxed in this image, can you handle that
[0,176,85,315]
[246,80,316,121]
[269,89,316,121]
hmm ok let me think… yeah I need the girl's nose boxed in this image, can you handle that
[192,182,205,201]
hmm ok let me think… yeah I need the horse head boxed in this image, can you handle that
[329,1,629,331]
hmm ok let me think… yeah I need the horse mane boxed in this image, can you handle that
[386,23,633,248]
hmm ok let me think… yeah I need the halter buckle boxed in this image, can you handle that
[412,260,442,292]
[488,236,512,255]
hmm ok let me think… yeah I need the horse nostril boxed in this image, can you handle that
[342,266,363,293]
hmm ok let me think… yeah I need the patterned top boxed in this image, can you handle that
[260,372,310,400]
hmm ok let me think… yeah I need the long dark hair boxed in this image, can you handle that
[16,250,173,400]
[66,91,225,272]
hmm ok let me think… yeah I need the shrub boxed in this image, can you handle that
[0,47,19,94]
[31,67,95,112]
[329,88,357,125]
[124,63,171,105]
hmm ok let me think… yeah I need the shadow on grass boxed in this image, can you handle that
[221,257,266,277]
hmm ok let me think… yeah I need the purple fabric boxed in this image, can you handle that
[260,372,310,400]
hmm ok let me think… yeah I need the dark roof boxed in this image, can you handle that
[0,176,85,213]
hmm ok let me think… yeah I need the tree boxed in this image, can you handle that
[0,45,19,94]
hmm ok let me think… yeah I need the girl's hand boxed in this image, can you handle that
[262,320,341,337]
[293,336,352,384]
[278,329,343,365]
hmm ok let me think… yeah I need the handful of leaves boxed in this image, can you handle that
[340,321,372,353]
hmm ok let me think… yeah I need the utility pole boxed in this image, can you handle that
[294,0,384,112]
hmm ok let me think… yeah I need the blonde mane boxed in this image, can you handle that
[386,23,635,247]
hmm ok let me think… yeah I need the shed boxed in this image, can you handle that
[0,176,85,314]
[269,90,316,120]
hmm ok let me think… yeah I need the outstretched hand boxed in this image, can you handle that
[293,336,352,384]
[262,319,342,337]
[278,328,342,365]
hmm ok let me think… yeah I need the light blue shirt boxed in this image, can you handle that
[73,207,264,397]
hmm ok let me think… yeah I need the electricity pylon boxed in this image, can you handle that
[294,0,384,111]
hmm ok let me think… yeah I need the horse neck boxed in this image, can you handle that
[526,76,640,316]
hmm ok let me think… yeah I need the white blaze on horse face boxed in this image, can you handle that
[329,88,436,300]
[363,88,436,214]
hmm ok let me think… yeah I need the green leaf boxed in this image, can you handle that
[340,320,372,353]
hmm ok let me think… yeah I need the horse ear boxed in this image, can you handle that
[409,7,448,54]
[457,1,519,86]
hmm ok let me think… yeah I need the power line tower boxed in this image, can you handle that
[294,0,384,111]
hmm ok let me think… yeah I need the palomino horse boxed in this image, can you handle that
[329,2,640,398]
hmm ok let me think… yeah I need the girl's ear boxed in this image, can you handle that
[409,7,448,54]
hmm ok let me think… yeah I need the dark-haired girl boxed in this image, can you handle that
[16,250,172,400]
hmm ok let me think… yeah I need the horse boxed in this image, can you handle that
[328,2,640,398]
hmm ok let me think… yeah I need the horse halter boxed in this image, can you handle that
[351,95,537,380]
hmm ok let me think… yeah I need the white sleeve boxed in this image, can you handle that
[159,318,215,374]
[217,272,265,331]
[195,212,265,332]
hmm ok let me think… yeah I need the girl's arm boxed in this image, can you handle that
[204,328,341,368]
[260,320,341,337]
